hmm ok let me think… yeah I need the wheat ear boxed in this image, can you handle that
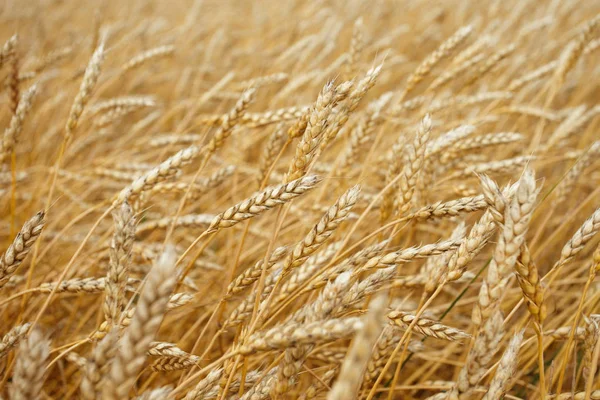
[9,328,50,400]
[481,330,524,400]
[104,202,136,326]
[327,293,388,400]
[102,248,177,399]
[207,175,321,233]
[0,323,30,360]
[0,211,45,289]
[81,329,118,400]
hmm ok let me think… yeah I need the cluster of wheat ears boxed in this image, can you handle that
[1,0,600,399]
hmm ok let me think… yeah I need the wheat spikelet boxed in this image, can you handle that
[90,96,156,116]
[81,329,118,400]
[404,25,473,94]
[338,92,392,174]
[275,272,353,394]
[114,145,200,204]
[240,370,277,400]
[93,292,193,341]
[429,52,485,90]
[0,34,17,69]
[395,114,432,216]
[365,325,398,383]
[104,202,136,326]
[102,248,177,399]
[148,341,200,371]
[93,168,139,182]
[552,14,599,89]
[481,330,524,400]
[66,43,105,139]
[457,310,504,394]
[359,237,461,274]
[238,317,363,355]
[184,369,223,400]
[148,134,201,147]
[190,371,260,399]
[242,106,308,127]
[338,267,396,314]
[546,106,600,151]
[380,136,406,223]
[207,175,321,233]
[277,241,340,303]
[235,72,288,90]
[38,276,137,293]
[257,125,286,185]
[443,132,523,159]
[424,222,466,293]
[205,88,256,155]
[0,84,38,164]
[286,81,338,182]
[0,323,30,360]
[122,45,175,71]
[554,141,600,205]
[305,240,388,293]
[388,310,470,341]
[429,91,512,114]
[549,207,600,278]
[427,125,476,157]
[515,244,546,323]
[93,106,137,127]
[327,293,387,400]
[226,246,287,299]
[0,211,45,289]
[9,328,50,400]
[473,169,538,326]
[321,67,381,147]
[393,271,475,288]
[30,45,73,73]
[7,37,19,114]
[452,155,533,179]
[281,185,360,277]
[405,195,487,221]
[149,165,235,198]
[508,61,557,91]
[582,315,600,385]
[138,213,214,234]
[466,44,516,87]
[495,105,560,121]
[345,17,364,78]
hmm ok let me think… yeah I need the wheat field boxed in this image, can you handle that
[1,0,600,398]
